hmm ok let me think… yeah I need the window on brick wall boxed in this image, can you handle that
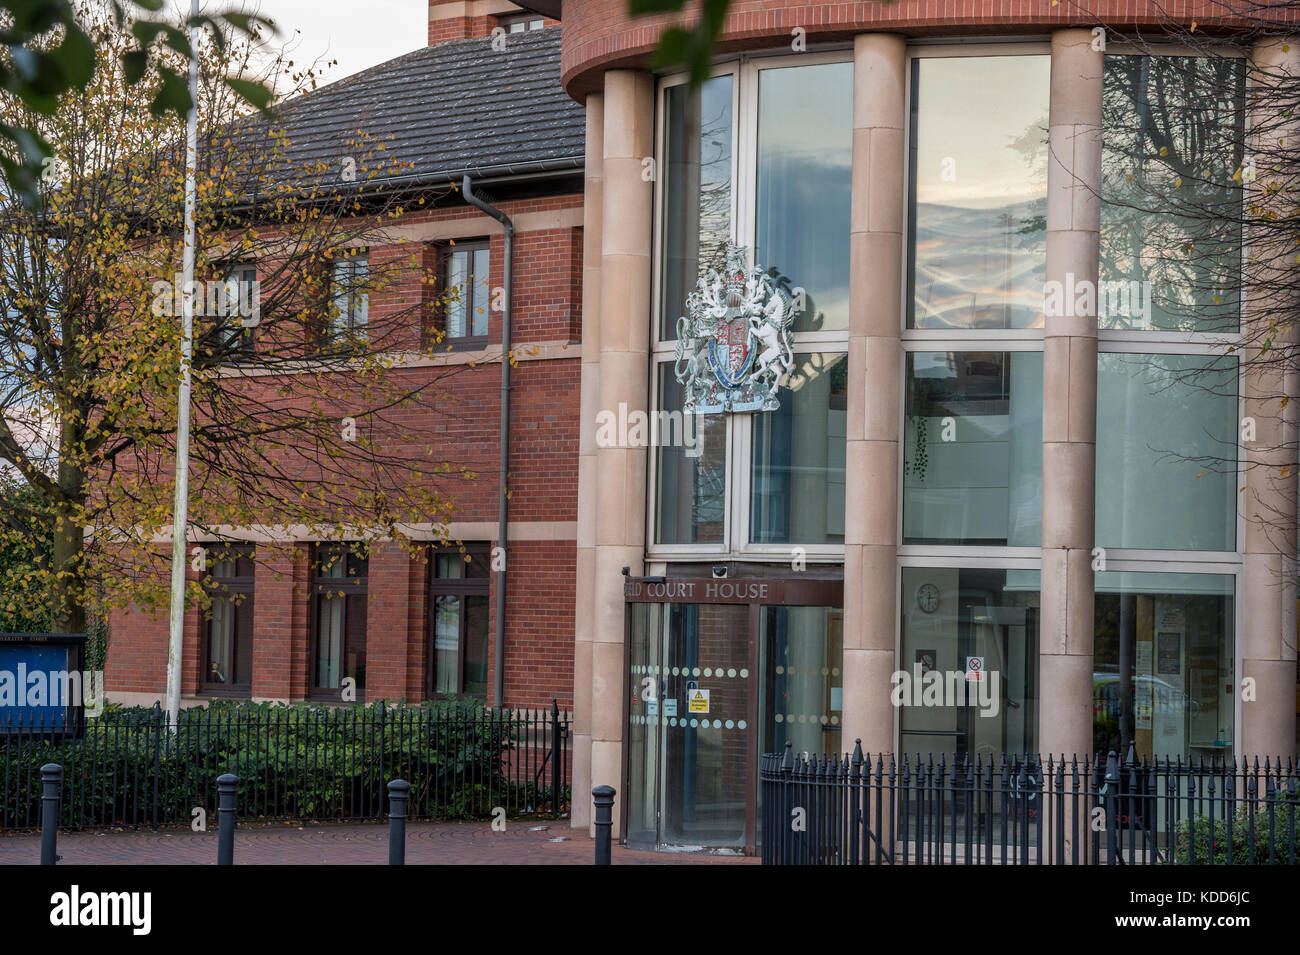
[439,240,490,346]
[324,251,369,350]
[202,545,255,694]
[311,544,367,698]
[427,546,490,699]
[500,13,544,32]
[219,264,258,358]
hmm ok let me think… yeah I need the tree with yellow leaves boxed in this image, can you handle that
[0,3,482,635]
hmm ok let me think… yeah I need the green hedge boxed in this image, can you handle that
[1,699,569,830]
[1172,800,1299,864]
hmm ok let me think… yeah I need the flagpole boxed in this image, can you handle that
[164,0,201,729]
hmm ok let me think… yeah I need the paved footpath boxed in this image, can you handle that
[0,821,757,865]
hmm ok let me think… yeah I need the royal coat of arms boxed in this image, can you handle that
[674,245,795,414]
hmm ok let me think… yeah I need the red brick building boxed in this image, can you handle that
[106,6,585,712]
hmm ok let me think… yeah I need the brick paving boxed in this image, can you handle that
[0,821,757,865]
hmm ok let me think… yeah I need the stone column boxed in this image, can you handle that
[1039,29,1102,762]
[571,91,603,831]
[590,70,655,835]
[842,33,906,759]
[1241,37,1300,762]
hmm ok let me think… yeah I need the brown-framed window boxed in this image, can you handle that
[440,240,491,346]
[310,544,367,699]
[323,251,369,351]
[202,545,255,694]
[428,546,490,698]
[220,264,258,358]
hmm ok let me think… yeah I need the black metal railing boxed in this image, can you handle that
[1,701,570,831]
[761,741,1300,865]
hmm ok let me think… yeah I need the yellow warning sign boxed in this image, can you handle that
[688,689,710,714]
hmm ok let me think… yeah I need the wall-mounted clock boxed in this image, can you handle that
[916,582,940,614]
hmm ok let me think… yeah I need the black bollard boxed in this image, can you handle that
[40,763,62,865]
[592,785,615,866]
[388,778,410,866]
[216,773,238,865]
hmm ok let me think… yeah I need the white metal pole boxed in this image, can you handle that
[164,0,202,729]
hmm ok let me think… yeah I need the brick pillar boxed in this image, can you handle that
[105,554,174,700]
[251,543,309,702]
[1039,29,1102,762]
[590,70,654,836]
[572,89,603,831]
[1241,36,1300,762]
[405,547,428,703]
[182,557,203,698]
[842,33,906,758]
[426,0,517,45]
[366,542,418,702]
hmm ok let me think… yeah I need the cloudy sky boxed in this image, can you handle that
[199,0,429,87]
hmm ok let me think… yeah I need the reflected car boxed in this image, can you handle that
[1092,672,1203,720]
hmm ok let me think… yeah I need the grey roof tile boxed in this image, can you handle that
[240,27,584,190]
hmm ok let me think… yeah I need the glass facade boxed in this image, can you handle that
[1095,353,1238,552]
[660,76,733,342]
[655,365,727,545]
[899,568,1040,760]
[758,605,844,756]
[900,56,1051,758]
[1100,55,1246,333]
[904,351,1043,546]
[1089,53,1246,762]
[908,56,1049,330]
[1094,572,1235,760]
[653,63,850,553]
[750,352,847,544]
[755,63,852,332]
[639,47,1254,813]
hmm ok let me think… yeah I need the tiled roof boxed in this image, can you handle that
[243,27,584,191]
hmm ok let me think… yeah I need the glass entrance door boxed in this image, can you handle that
[627,602,752,850]
[624,576,844,853]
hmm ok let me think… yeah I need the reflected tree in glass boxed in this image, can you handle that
[1100,55,1245,332]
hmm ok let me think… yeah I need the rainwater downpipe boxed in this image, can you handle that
[463,174,513,709]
